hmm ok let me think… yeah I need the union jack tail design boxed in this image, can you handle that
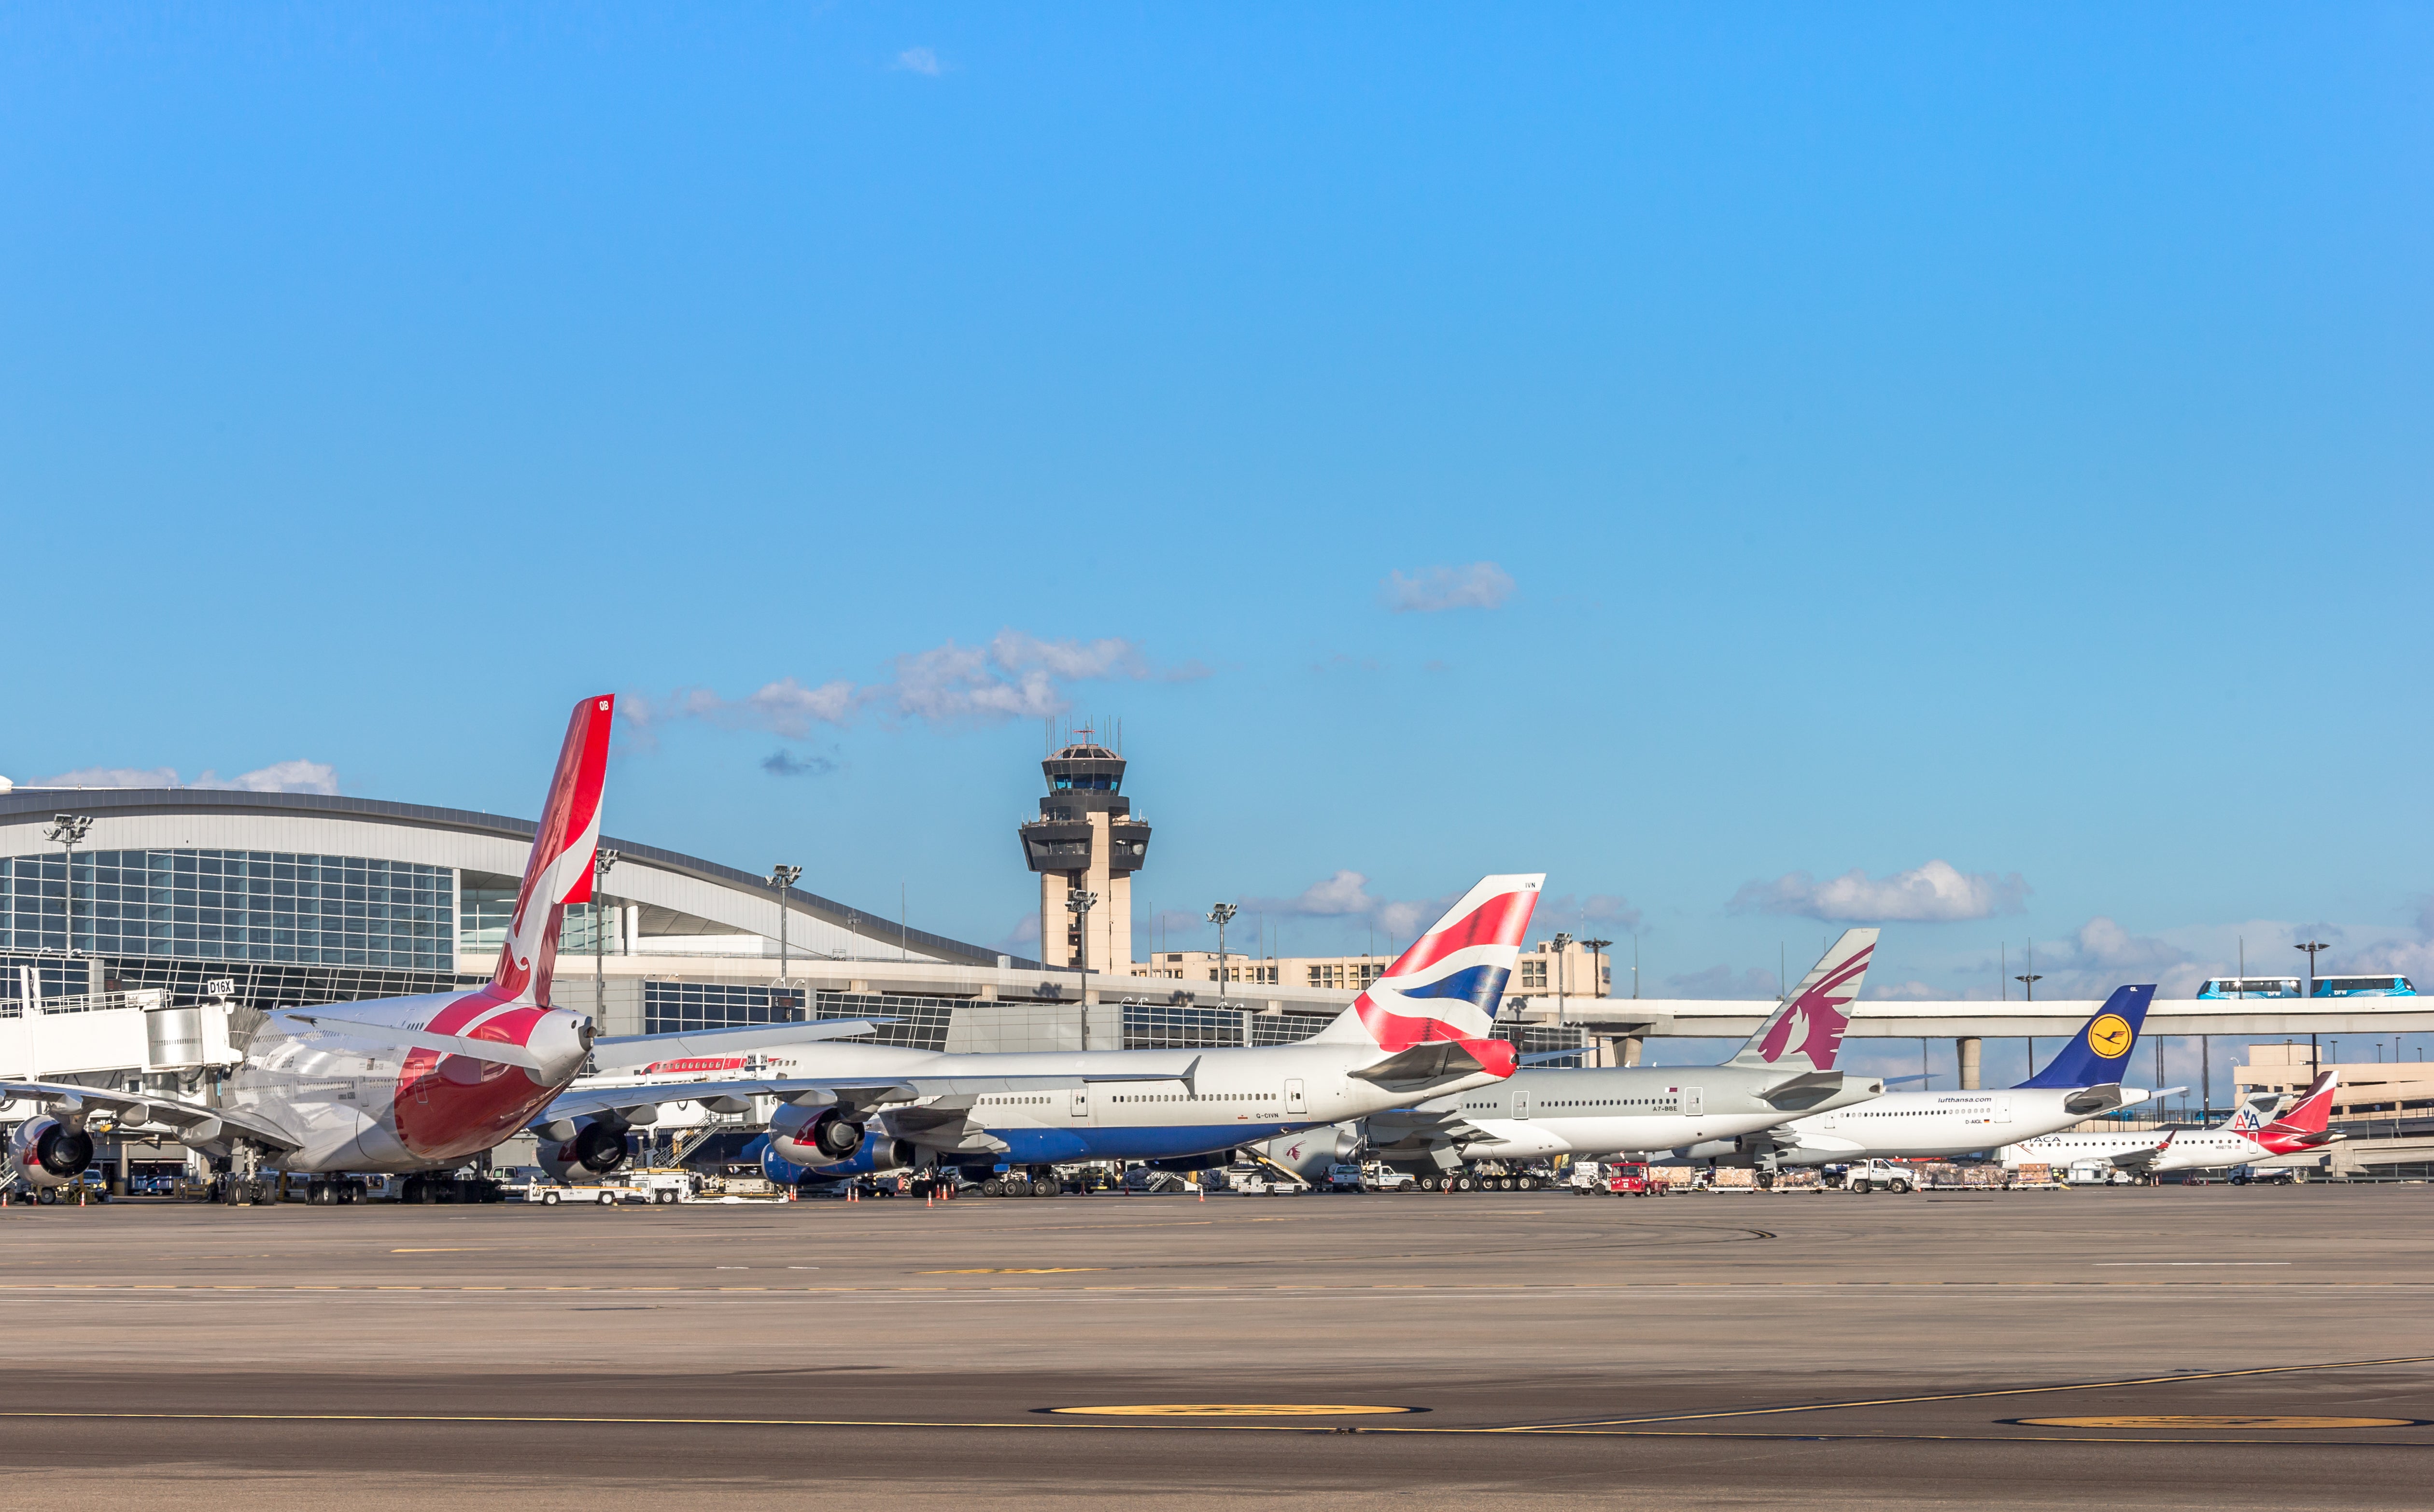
[488,694,616,1008]
[2258,1070,2340,1150]
[1315,874,1543,1077]
[1729,928,1878,1072]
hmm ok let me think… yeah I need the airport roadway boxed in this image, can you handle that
[0,1184,2427,1510]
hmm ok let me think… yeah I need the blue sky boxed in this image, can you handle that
[5,7,2431,1088]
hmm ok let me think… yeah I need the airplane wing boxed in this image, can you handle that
[533,1064,1206,1130]
[0,1079,301,1152]
[586,1018,900,1071]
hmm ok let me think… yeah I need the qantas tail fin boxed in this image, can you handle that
[1727,929,1878,1072]
[2259,1070,2340,1149]
[2014,984,2154,1089]
[1315,874,1542,1082]
[488,695,616,1008]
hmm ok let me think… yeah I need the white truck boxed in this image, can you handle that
[1836,1159,1918,1194]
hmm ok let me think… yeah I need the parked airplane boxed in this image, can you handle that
[2000,1071,2342,1179]
[1716,985,2165,1173]
[709,874,1545,1186]
[1347,930,1887,1187]
[4,695,621,1203]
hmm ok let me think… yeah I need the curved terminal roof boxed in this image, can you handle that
[0,787,1030,970]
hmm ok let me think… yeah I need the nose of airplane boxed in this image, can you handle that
[524,1008,594,1085]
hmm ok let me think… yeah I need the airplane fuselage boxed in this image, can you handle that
[1766,1086,2153,1165]
[758,1038,1512,1171]
[1368,1063,1884,1165]
[222,989,589,1174]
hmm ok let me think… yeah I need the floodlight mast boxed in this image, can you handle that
[1067,888,1100,1047]
[770,864,803,986]
[1207,902,1238,1009]
[43,813,93,961]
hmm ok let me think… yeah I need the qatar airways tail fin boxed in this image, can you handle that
[1319,874,1543,1084]
[488,695,616,1008]
[2259,1070,2341,1149]
[1728,929,1878,1073]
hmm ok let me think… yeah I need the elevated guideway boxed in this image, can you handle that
[1508,997,2434,1039]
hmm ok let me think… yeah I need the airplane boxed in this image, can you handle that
[2001,1071,2343,1181]
[1344,929,1888,1190]
[1721,984,2166,1173]
[4,694,621,1204]
[687,874,1547,1189]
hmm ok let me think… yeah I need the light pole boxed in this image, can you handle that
[591,849,619,1025]
[1207,902,1238,1008]
[1067,888,1099,1048]
[769,864,802,986]
[1552,932,1574,1028]
[2296,940,2329,1075]
[2014,972,2042,1001]
[43,813,93,961]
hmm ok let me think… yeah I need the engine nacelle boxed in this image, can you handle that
[769,1105,875,1167]
[7,1117,93,1190]
[535,1120,633,1181]
[764,1119,919,1179]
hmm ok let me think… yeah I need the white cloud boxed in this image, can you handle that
[1241,869,1455,950]
[1381,562,1515,614]
[624,630,1188,746]
[34,760,338,795]
[1540,891,1644,932]
[894,46,943,76]
[1730,859,2029,923]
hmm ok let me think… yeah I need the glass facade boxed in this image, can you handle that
[0,850,453,970]
[1494,1022,1587,1068]
[1122,1004,1334,1050]
[639,981,955,1053]
[461,889,612,955]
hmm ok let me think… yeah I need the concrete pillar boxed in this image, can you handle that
[1621,1035,1644,1068]
[1957,1036,1983,1091]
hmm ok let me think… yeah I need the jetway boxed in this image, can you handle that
[0,985,239,1083]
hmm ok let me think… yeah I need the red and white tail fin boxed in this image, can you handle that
[2258,1070,2339,1151]
[1729,928,1878,1072]
[1315,874,1543,1074]
[488,695,616,1008]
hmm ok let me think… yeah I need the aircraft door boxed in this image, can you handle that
[1070,1086,1089,1120]
[1995,1095,2012,1123]
[1284,1078,1306,1115]
[1514,1090,1531,1119]
[1684,1087,1703,1116]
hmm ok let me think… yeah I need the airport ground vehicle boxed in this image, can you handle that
[1601,1161,1654,1194]
[1323,1162,1367,1192]
[1362,1163,1419,1192]
[1832,1159,1917,1193]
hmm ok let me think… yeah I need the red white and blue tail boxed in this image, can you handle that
[2258,1070,2340,1151]
[1316,874,1543,1077]
[488,695,616,1008]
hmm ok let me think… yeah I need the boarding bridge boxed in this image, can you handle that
[0,986,239,1084]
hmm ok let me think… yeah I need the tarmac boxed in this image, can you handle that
[1,1182,2428,1510]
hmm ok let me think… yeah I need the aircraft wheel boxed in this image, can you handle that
[980,1178,1003,1196]
[1454,1175,1476,1192]
[1517,1176,1537,1191]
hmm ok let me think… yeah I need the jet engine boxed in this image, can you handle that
[770,1105,870,1163]
[760,1125,918,1181]
[536,1120,633,1182]
[7,1117,94,1190]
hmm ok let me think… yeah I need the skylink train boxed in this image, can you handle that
[2196,975,2416,999]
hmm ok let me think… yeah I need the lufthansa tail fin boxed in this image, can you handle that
[489,695,616,1009]
[2014,984,2154,1090]
[1728,928,1878,1072]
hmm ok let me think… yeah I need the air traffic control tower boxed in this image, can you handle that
[1018,730,1150,974]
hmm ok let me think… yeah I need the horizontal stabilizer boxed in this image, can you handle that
[1349,1039,1503,1087]
[281,1011,551,1072]
[2063,1082,2125,1115]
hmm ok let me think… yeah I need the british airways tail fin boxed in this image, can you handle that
[1727,929,1877,1072]
[1315,874,1542,1082]
[488,695,616,1008]
[2014,984,2153,1089]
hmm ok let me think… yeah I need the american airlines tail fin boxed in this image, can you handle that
[1316,874,1542,1083]
[2014,984,2154,1090]
[488,695,616,1009]
[1727,929,1877,1072]
[2222,1090,2280,1136]
[2259,1070,2340,1150]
